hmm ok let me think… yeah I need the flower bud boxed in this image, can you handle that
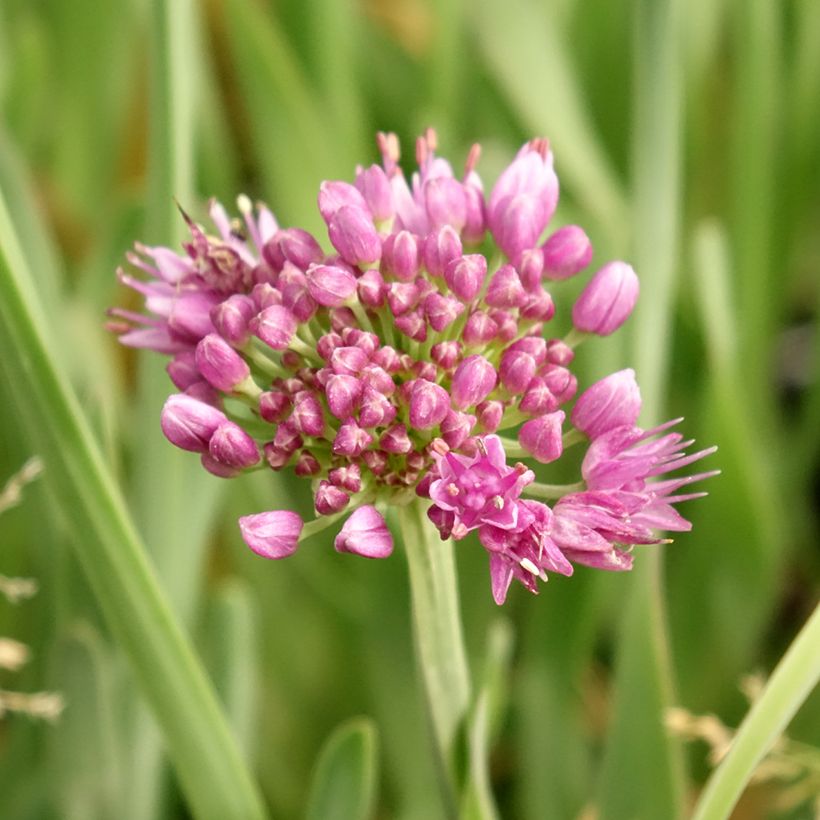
[475,400,503,433]
[195,334,251,392]
[463,310,498,345]
[372,345,402,373]
[325,374,362,420]
[395,310,427,342]
[485,264,527,308]
[490,309,519,342]
[430,340,461,370]
[251,282,282,310]
[571,369,641,439]
[519,410,565,463]
[239,510,303,559]
[208,421,260,468]
[273,421,303,454]
[259,390,291,423]
[251,305,297,350]
[263,228,324,270]
[508,335,547,365]
[409,379,450,429]
[423,177,467,232]
[167,352,200,390]
[328,463,362,493]
[572,261,639,335]
[380,422,413,453]
[451,355,497,410]
[543,365,577,403]
[357,268,386,308]
[359,386,397,428]
[294,450,322,477]
[546,339,574,365]
[362,449,389,476]
[355,165,394,222]
[423,225,462,277]
[161,394,226,452]
[315,480,350,515]
[387,281,420,316]
[306,263,358,307]
[461,176,486,244]
[201,453,240,478]
[444,254,486,302]
[382,230,420,282]
[332,420,373,457]
[542,225,592,280]
[519,378,558,415]
[518,248,544,290]
[318,180,368,223]
[328,205,382,267]
[334,506,394,558]
[499,349,537,394]
[291,391,326,437]
[423,292,464,332]
[210,294,257,347]
[330,345,369,376]
[167,291,219,344]
[360,364,395,395]
[440,410,476,449]
[520,287,555,321]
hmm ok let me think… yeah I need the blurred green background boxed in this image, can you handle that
[0,0,817,818]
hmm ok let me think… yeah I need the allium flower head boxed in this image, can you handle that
[112,129,716,604]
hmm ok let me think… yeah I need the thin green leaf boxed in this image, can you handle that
[306,717,379,820]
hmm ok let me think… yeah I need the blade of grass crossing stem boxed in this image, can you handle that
[472,0,629,248]
[0,185,267,820]
[597,1,685,818]
[306,718,379,820]
[125,3,227,818]
[691,603,820,820]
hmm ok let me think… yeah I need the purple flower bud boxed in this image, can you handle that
[167,352,200,390]
[423,292,465,332]
[259,390,291,423]
[161,394,226,452]
[201,453,240,478]
[461,177,486,244]
[166,292,220,344]
[291,391,326,437]
[409,379,450,429]
[360,364,395,395]
[294,450,322,476]
[273,421,303,454]
[427,505,455,539]
[184,381,221,406]
[440,410,476,449]
[542,225,593,280]
[326,374,362,420]
[571,369,641,439]
[328,463,362,493]
[251,282,282,310]
[476,400,504,433]
[519,410,565,463]
[334,506,394,558]
[343,327,380,355]
[263,228,324,271]
[306,263,358,307]
[328,206,382,267]
[330,306,358,331]
[485,264,527,308]
[330,345,369,376]
[413,360,438,382]
[359,385,398,428]
[444,254,487,302]
[355,165,394,222]
[317,332,343,361]
[508,335,547,365]
[372,345,402,373]
[423,177,467,232]
[195,334,251,392]
[251,305,297,350]
[210,294,257,347]
[357,268,387,308]
[423,225,463,277]
[382,231,420,282]
[430,340,461,370]
[490,310,519,343]
[518,378,558,415]
[499,349,537,394]
[395,309,427,342]
[315,480,351,515]
[318,180,369,223]
[491,194,549,261]
[451,355,497,410]
[332,420,373,457]
[239,510,303,559]
[208,421,260,468]
[543,365,578,403]
[546,339,574,365]
[386,281,420,316]
[518,248,544,291]
[362,449,388,475]
[463,310,498,345]
[572,261,639,335]
[520,287,555,321]
[279,264,318,322]
[380,422,413,453]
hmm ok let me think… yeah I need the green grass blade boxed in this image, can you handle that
[0,189,268,820]
[306,717,379,820]
[691,602,820,820]
[597,1,685,817]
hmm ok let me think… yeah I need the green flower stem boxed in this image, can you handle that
[525,481,585,500]
[691,602,820,820]
[0,191,268,820]
[397,499,472,814]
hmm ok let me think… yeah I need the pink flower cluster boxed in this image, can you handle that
[111,130,715,604]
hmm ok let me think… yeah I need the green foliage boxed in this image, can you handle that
[0,0,817,817]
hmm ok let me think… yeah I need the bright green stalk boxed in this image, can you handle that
[597,0,685,817]
[0,189,268,820]
[691,603,820,820]
[397,500,472,816]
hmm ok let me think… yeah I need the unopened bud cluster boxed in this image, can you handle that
[112,130,715,604]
